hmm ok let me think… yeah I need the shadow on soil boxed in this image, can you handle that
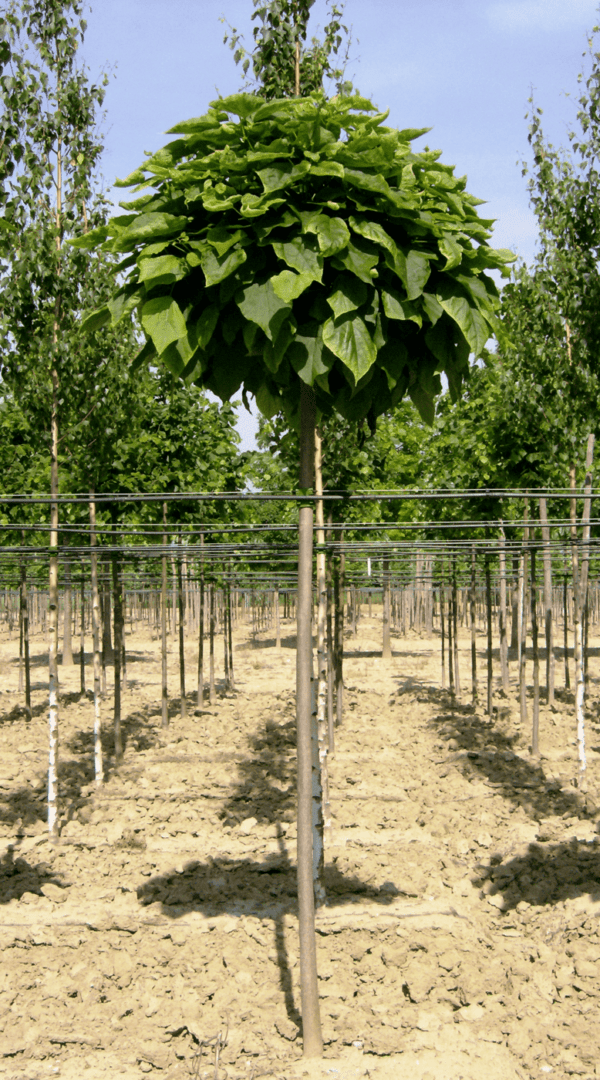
[424,687,585,822]
[475,838,600,913]
[136,711,398,1033]
[419,684,600,915]
[0,843,66,903]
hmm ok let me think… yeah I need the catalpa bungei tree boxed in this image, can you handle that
[76,92,512,429]
[74,89,512,1059]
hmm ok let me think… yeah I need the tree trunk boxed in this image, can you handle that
[440,584,446,690]
[89,496,103,787]
[326,512,335,754]
[498,525,509,693]
[209,583,216,705]
[334,534,345,726]
[177,543,186,718]
[485,556,493,716]
[539,497,555,706]
[79,564,86,695]
[531,546,540,756]
[452,557,461,700]
[470,546,477,703]
[274,585,281,648]
[227,569,234,691]
[510,554,519,653]
[563,572,571,690]
[572,437,595,798]
[48,360,60,843]
[296,382,323,1057]
[382,558,392,660]
[62,554,74,665]
[519,501,529,725]
[197,534,204,708]
[161,502,169,728]
[112,549,123,762]
[314,427,329,903]
[20,535,31,718]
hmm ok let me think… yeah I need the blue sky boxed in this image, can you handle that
[80,0,600,446]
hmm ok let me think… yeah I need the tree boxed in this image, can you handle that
[0,0,114,839]
[76,0,510,1044]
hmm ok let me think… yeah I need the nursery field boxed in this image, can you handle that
[1,612,600,1080]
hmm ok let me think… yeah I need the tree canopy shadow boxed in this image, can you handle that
[428,697,584,821]
[476,837,600,912]
[136,839,398,1031]
[136,712,399,1030]
[0,843,67,903]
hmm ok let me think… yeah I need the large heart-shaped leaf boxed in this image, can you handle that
[236,280,291,342]
[323,315,377,382]
[141,296,187,354]
[326,275,367,318]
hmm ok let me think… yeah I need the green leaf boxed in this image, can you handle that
[387,248,432,300]
[255,382,282,419]
[304,215,350,256]
[141,296,188,355]
[213,93,260,119]
[69,225,109,250]
[195,304,220,350]
[326,275,367,319]
[138,254,188,286]
[422,292,444,325]
[271,270,314,302]
[323,315,377,383]
[381,287,422,326]
[81,306,110,334]
[408,382,435,425]
[236,280,291,342]
[130,338,156,373]
[200,245,247,288]
[349,216,397,256]
[438,295,489,354]
[112,212,189,251]
[263,316,297,373]
[336,240,379,285]
[108,286,142,325]
[257,161,311,192]
[288,323,331,385]
[438,234,462,271]
[271,236,323,281]
[205,227,246,256]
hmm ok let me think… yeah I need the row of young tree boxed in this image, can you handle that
[2,0,600,1059]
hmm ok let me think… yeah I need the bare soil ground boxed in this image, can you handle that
[1,610,600,1080]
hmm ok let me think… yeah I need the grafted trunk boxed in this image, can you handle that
[79,565,86,695]
[89,496,103,787]
[161,502,169,728]
[20,534,31,718]
[498,525,509,693]
[334,535,345,726]
[531,547,540,756]
[485,555,493,716]
[62,554,74,665]
[209,583,216,705]
[112,549,123,762]
[382,558,392,660]
[197,535,205,709]
[295,382,322,1057]
[177,543,186,718]
[314,427,329,903]
[539,498,554,706]
[470,547,477,703]
[452,557,461,700]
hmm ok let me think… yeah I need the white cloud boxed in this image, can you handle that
[487,0,599,33]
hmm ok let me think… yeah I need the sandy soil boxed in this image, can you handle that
[1,607,600,1080]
